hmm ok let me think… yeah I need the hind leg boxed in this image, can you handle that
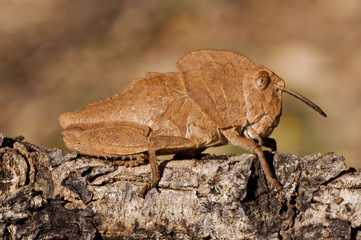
[61,121,156,197]
[111,153,149,167]
[61,121,150,157]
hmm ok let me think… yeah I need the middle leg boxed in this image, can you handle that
[138,135,196,198]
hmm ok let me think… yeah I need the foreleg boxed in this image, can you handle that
[222,128,281,191]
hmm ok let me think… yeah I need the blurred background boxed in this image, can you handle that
[1,0,360,168]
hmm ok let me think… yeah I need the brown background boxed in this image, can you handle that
[1,1,360,168]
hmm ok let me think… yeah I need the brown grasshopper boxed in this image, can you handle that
[59,50,326,198]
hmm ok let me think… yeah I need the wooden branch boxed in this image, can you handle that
[1,133,360,239]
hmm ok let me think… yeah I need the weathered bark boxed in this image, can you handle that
[0,133,360,239]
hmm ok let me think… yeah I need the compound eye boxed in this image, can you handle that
[255,71,270,90]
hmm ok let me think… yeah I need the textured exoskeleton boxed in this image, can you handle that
[59,50,326,197]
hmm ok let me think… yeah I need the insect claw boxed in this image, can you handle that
[138,184,149,198]
[268,177,282,192]
[138,176,160,198]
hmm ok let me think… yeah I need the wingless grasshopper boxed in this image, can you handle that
[59,49,327,198]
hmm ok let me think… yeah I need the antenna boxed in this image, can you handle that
[275,84,327,117]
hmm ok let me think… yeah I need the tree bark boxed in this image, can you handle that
[0,133,360,239]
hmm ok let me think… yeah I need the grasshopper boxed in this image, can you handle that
[59,50,326,198]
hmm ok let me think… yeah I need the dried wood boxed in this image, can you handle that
[0,134,360,239]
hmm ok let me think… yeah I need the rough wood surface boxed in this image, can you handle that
[0,133,360,239]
